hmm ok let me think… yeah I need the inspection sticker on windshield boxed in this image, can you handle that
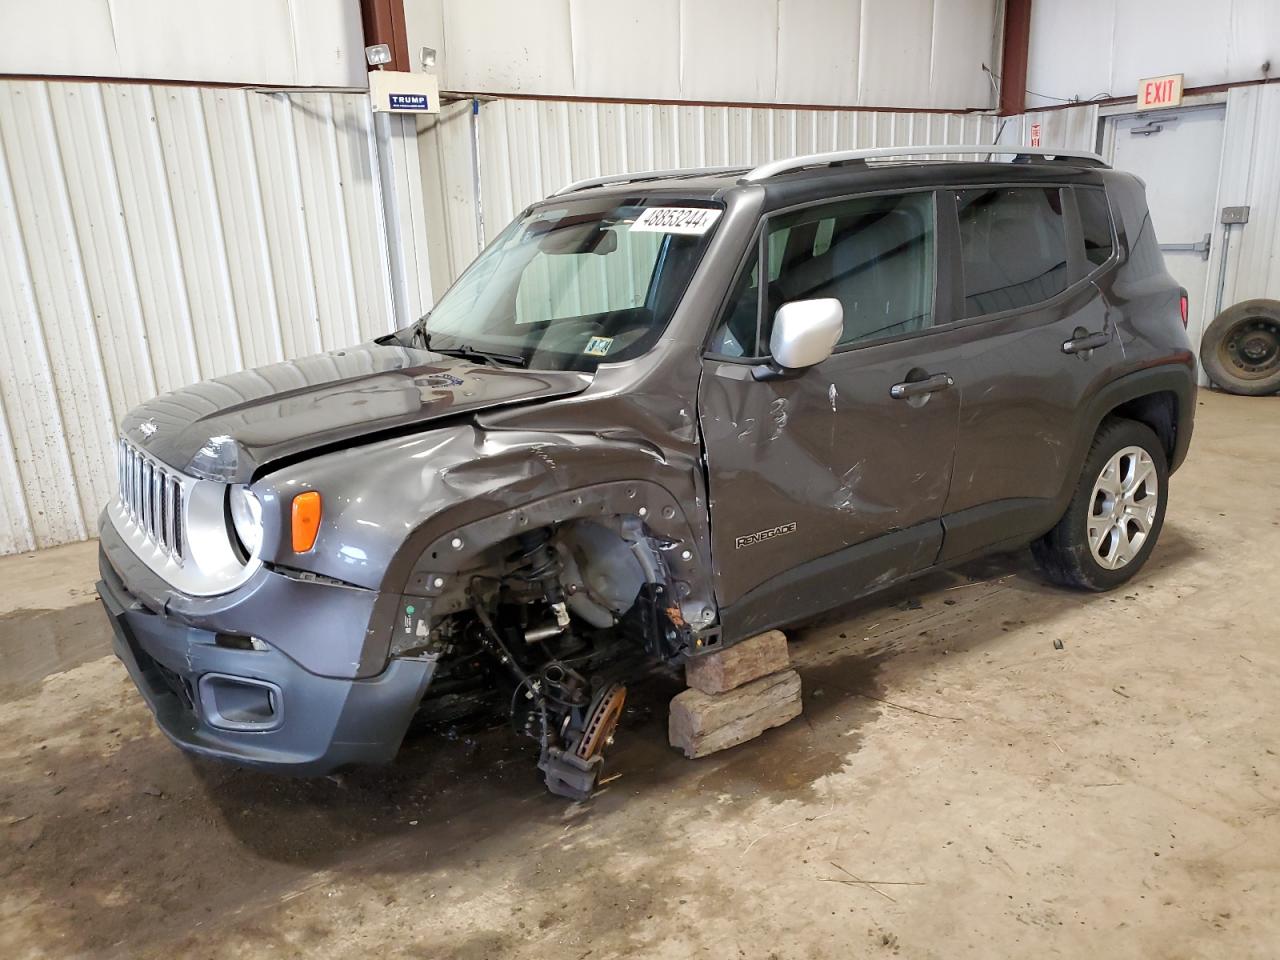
[583,336,614,357]
[631,207,722,235]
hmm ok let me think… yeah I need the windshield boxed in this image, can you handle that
[410,198,723,371]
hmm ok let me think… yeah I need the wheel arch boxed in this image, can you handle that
[1083,363,1196,475]
[377,480,719,660]
[1049,362,1195,522]
[1109,390,1178,466]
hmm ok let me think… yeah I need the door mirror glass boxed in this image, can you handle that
[769,298,843,369]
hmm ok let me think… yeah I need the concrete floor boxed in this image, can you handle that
[2,388,1278,960]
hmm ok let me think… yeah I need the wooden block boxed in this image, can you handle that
[685,629,790,695]
[669,668,802,759]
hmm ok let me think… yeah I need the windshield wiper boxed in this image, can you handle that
[418,333,527,368]
[436,345,528,368]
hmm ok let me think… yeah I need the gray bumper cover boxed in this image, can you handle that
[96,520,433,776]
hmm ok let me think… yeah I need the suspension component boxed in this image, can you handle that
[516,529,571,627]
[539,682,627,801]
[523,622,564,644]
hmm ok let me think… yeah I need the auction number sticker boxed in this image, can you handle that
[583,336,614,357]
[631,207,722,235]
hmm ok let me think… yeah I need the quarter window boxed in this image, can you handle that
[1075,187,1115,267]
[956,187,1068,317]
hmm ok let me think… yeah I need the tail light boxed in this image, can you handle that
[1179,290,1189,328]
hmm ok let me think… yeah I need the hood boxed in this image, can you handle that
[120,343,593,482]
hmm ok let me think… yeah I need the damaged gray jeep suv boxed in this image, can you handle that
[98,146,1196,798]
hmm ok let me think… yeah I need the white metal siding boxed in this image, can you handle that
[408,0,999,110]
[996,105,1100,153]
[0,80,397,555]
[1026,0,1280,109]
[374,114,435,336]
[1210,84,1280,309]
[0,0,367,88]
[420,98,1000,293]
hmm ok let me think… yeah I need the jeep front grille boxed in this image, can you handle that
[118,439,185,563]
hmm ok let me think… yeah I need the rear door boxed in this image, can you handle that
[698,189,962,639]
[936,183,1125,562]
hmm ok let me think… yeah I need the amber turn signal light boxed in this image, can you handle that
[291,491,322,552]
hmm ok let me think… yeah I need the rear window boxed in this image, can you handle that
[956,187,1068,318]
[1076,187,1115,267]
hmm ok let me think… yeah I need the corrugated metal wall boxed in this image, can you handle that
[996,104,1100,153]
[1211,84,1280,308]
[1026,0,1280,111]
[0,80,398,555]
[374,112,435,340]
[417,0,999,110]
[420,98,1000,293]
[1,0,367,88]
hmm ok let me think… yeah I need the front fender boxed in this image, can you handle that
[394,477,709,592]
[255,420,715,670]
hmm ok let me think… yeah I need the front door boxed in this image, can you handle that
[698,189,961,640]
[1107,105,1226,371]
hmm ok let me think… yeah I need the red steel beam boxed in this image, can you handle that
[999,0,1033,116]
[360,0,411,73]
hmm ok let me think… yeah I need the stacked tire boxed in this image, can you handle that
[1200,299,1280,396]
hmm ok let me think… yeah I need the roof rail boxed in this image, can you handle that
[552,165,745,197]
[741,145,1108,182]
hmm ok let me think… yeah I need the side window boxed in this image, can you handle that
[1075,187,1115,267]
[777,192,935,348]
[956,187,1068,318]
[709,228,790,357]
[710,191,936,356]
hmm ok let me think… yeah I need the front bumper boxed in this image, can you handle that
[97,519,434,776]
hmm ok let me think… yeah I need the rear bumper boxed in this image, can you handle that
[97,525,434,776]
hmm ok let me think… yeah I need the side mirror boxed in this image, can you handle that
[763,298,843,374]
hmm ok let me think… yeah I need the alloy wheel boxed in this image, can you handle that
[1087,446,1159,570]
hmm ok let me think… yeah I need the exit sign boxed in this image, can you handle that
[1137,73,1184,109]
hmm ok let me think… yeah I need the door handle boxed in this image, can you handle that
[889,373,954,399]
[1061,329,1113,355]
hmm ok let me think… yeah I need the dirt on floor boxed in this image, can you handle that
[1,389,1278,960]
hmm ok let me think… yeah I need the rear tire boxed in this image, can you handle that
[1032,418,1168,591]
[1200,299,1280,396]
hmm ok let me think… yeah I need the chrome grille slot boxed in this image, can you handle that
[117,438,186,565]
[143,460,154,539]
[170,475,183,557]
[155,464,166,547]
[133,449,143,521]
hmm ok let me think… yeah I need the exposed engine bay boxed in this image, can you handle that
[403,518,693,800]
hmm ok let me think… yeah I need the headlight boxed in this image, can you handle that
[228,485,263,559]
